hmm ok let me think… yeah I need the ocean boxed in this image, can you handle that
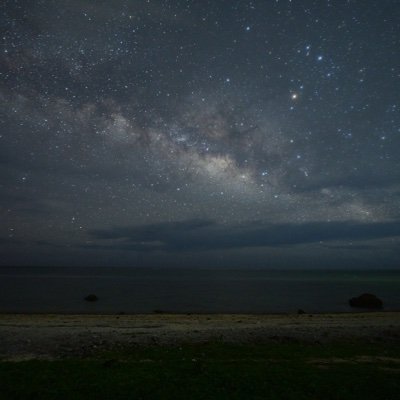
[0,267,399,314]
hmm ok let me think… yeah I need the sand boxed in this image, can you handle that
[0,312,399,360]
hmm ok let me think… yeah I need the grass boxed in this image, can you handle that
[1,341,400,399]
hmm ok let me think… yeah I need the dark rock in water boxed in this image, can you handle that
[84,294,98,302]
[297,309,306,315]
[349,293,383,309]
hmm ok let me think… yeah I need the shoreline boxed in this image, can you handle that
[1,308,399,315]
[1,312,399,360]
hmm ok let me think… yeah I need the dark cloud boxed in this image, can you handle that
[322,244,378,251]
[88,219,400,253]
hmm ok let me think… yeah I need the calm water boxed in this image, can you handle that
[0,267,399,314]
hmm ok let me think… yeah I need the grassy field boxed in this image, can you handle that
[1,341,400,399]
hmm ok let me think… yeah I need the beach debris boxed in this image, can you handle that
[349,293,383,309]
[84,294,98,302]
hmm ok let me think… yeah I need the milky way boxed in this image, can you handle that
[1,1,399,267]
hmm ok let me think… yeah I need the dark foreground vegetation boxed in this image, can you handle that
[0,341,399,399]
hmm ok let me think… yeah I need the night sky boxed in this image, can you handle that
[1,1,400,268]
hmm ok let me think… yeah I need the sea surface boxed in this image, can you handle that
[0,267,399,314]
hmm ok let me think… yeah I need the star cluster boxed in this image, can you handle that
[1,0,399,267]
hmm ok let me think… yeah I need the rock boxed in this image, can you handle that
[84,294,98,302]
[349,293,383,309]
[297,309,306,315]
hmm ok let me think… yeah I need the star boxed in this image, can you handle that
[0,0,398,270]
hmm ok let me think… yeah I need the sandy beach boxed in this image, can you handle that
[1,312,399,360]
